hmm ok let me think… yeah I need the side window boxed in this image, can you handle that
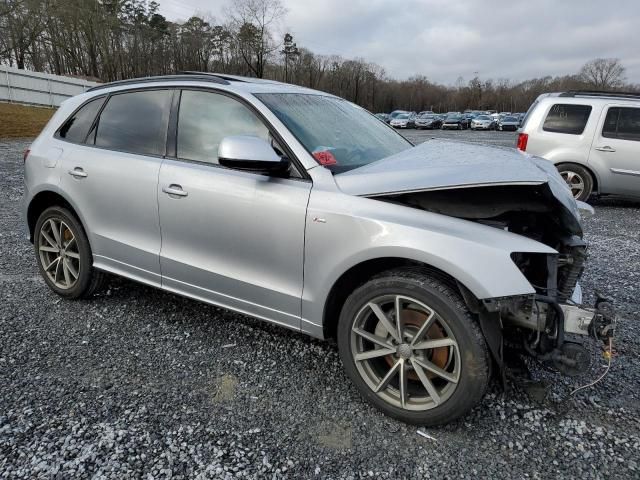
[177,90,269,164]
[92,90,172,156]
[542,104,592,135]
[615,107,640,142]
[602,107,620,138]
[58,96,105,143]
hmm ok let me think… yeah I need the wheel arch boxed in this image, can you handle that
[27,190,86,243]
[322,257,477,340]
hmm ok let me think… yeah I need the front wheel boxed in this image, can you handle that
[34,206,105,298]
[337,269,490,425]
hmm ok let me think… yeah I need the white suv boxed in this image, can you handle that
[517,91,640,201]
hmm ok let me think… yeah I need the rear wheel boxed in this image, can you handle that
[557,164,593,201]
[34,206,106,298]
[337,269,490,425]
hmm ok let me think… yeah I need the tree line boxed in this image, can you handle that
[1,0,637,113]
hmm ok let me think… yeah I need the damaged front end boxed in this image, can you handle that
[379,182,616,377]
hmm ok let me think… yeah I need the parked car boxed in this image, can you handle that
[470,115,496,130]
[442,114,466,130]
[23,74,614,426]
[415,114,442,130]
[498,115,520,131]
[461,114,475,129]
[518,90,640,201]
[388,110,409,121]
[390,113,415,129]
[375,113,390,123]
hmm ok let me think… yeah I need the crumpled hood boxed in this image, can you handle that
[336,139,580,221]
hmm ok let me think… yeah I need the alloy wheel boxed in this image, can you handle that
[38,217,81,289]
[560,170,585,199]
[350,295,460,411]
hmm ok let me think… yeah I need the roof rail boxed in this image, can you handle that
[178,71,252,83]
[87,74,229,92]
[179,71,288,85]
[559,90,640,100]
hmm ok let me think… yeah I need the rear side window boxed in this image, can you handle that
[602,107,640,142]
[542,104,592,135]
[58,97,104,143]
[91,90,172,156]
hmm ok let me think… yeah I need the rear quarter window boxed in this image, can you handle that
[542,103,592,135]
[57,97,105,143]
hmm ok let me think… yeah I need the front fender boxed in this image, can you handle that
[301,190,556,331]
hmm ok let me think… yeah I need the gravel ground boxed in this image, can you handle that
[1,132,639,479]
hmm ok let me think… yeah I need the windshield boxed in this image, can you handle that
[446,115,461,121]
[476,115,490,120]
[256,93,412,173]
[396,114,409,119]
[504,116,518,122]
[420,115,434,119]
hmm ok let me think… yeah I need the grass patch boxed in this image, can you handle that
[0,102,56,138]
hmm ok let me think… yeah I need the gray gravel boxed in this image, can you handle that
[1,132,639,479]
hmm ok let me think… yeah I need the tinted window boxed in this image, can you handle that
[543,104,592,135]
[58,97,104,143]
[93,90,172,156]
[177,90,269,164]
[603,107,640,142]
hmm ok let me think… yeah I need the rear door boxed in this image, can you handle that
[59,89,172,285]
[589,105,640,196]
[157,89,311,329]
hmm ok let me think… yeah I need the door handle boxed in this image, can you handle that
[68,167,88,178]
[594,146,616,152]
[162,184,188,197]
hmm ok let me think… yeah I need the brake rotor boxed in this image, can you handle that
[381,308,449,380]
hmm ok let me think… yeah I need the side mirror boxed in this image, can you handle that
[218,135,289,174]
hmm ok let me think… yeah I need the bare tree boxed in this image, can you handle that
[227,0,286,78]
[579,58,626,90]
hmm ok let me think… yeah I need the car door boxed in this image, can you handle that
[157,89,311,329]
[589,105,640,196]
[59,89,173,286]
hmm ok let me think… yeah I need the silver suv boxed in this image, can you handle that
[22,74,615,425]
[517,91,640,201]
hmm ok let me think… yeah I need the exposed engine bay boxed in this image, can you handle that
[377,183,616,378]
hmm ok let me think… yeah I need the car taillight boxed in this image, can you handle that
[516,133,528,152]
[23,148,31,163]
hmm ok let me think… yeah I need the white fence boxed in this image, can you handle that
[0,65,100,107]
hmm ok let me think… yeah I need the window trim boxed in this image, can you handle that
[541,103,592,135]
[169,86,311,182]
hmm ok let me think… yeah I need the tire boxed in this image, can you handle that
[34,206,106,299]
[337,268,490,425]
[556,164,594,201]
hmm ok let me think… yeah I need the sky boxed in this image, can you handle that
[157,0,640,85]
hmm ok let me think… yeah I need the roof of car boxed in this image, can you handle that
[537,90,640,104]
[86,72,331,96]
